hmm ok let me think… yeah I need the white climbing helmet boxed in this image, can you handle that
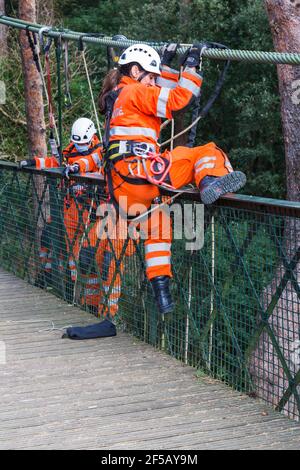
[118,43,161,75]
[71,118,96,144]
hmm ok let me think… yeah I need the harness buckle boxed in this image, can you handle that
[131,142,155,157]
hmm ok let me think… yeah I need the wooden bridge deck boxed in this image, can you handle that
[1,268,300,450]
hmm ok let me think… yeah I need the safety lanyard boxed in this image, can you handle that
[55,36,63,165]
[62,39,72,108]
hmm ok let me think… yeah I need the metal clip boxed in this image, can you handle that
[39,26,52,54]
[199,45,207,72]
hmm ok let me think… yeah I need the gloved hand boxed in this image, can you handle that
[180,42,208,69]
[19,158,36,169]
[63,163,80,179]
[160,43,178,66]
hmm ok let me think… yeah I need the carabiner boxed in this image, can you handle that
[39,26,52,54]
[199,45,207,72]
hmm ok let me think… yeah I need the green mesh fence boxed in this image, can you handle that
[1,161,300,421]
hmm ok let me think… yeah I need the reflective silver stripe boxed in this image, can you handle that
[108,298,119,306]
[161,65,179,76]
[86,278,99,285]
[110,126,158,140]
[103,286,121,294]
[92,153,101,167]
[45,263,52,269]
[195,163,215,174]
[39,159,45,169]
[194,156,216,169]
[156,77,177,89]
[85,288,97,296]
[178,77,200,97]
[111,287,121,295]
[185,67,203,79]
[69,260,76,267]
[80,158,90,171]
[146,256,171,268]
[145,243,171,254]
[39,252,47,258]
[157,87,171,118]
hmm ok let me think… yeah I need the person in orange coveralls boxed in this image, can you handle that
[19,118,127,318]
[99,43,246,315]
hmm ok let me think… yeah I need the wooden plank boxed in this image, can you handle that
[1,267,300,450]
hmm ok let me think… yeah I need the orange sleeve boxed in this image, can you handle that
[156,65,179,88]
[74,149,103,174]
[133,68,203,119]
[34,156,59,169]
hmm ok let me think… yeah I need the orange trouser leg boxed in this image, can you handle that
[139,207,172,280]
[86,217,125,318]
[81,273,101,307]
[168,142,233,188]
[95,240,124,318]
[64,198,91,281]
[111,169,172,281]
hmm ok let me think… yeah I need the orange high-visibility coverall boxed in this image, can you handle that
[34,157,61,279]
[83,209,135,317]
[63,136,128,317]
[34,137,130,317]
[108,66,234,280]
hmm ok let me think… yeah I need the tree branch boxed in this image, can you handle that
[0,106,27,127]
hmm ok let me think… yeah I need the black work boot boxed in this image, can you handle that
[199,171,247,205]
[150,275,174,315]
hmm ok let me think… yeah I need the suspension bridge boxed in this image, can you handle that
[0,16,300,449]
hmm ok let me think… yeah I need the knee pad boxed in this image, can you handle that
[79,247,96,275]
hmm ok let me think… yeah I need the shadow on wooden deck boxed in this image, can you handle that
[1,268,300,450]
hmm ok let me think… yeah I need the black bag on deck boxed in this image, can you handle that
[62,319,117,340]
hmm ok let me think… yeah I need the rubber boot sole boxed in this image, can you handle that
[200,171,247,205]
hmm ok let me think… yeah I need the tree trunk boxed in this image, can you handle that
[19,0,47,157]
[19,0,48,283]
[249,1,300,420]
[0,0,8,57]
[265,0,300,202]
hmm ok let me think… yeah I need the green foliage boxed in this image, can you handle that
[58,0,286,199]
[1,0,286,198]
